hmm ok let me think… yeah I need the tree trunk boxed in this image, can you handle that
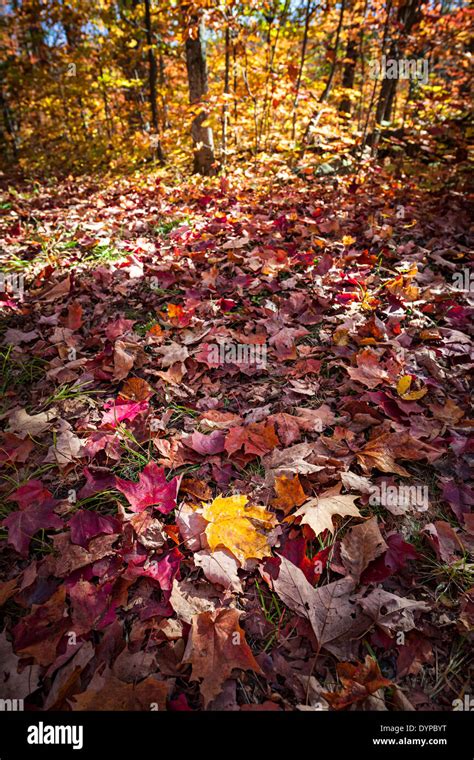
[144,0,165,163]
[221,25,231,168]
[320,0,346,103]
[375,0,421,125]
[0,85,18,162]
[291,0,314,142]
[185,18,215,175]
[339,34,358,113]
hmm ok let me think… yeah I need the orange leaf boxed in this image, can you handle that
[183,609,262,707]
[324,656,392,709]
[120,377,155,401]
[271,474,307,514]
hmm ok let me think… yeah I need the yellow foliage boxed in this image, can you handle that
[203,495,277,564]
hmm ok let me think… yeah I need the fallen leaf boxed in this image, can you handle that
[115,462,179,514]
[293,492,362,536]
[183,609,262,707]
[271,473,307,514]
[324,656,391,709]
[203,494,277,564]
[121,377,155,401]
[70,671,168,711]
[272,557,370,659]
[7,407,55,438]
[341,517,387,582]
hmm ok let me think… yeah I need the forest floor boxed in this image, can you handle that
[0,158,472,712]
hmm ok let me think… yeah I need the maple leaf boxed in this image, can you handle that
[396,374,428,401]
[397,632,434,677]
[70,671,169,711]
[179,477,212,501]
[0,578,19,607]
[323,656,392,709]
[440,480,472,523]
[170,579,218,624]
[355,432,442,477]
[272,557,370,660]
[279,536,330,584]
[293,491,362,536]
[346,348,390,388]
[7,479,52,507]
[7,407,55,438]
[183,609,262,707]
[224,421,279,457]
[194,549,243,592]
[126,547,183,590]
[361,533,418,583]
[115,461,179,513]
[262,442,325,485]
[155,340,189,367]
[77,466,116,499]
[64,301,83,330]
[293,404,336,432]
[2,491,63,556]
[52,533,118,576]
[68,510,119,547]
[12,587,70,666]
[271,473,307,514]
[429,398,465,425]
[0,433,34,464]
[128,512,166,550]
[46,427,83,467]
[202,494,277,564]
[183,430,226,455]
[101,398,149,427]
[68,580,114,635]
[120,376,155,400]
[0,632,41,699]
[340,517,387,582]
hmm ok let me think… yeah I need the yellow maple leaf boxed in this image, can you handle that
[396,374,428,401]
[203,495,276,564]
[397,375,412,396]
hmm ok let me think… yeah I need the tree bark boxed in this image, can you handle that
[320,0,346,103]
[144,0,165,163]
[185,18,215,175]
[221,25,231,168]
[291,0,314,142]
[339,33,358,113]
[375,0,421,125]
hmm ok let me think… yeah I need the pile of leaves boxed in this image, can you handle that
[0,164,472,711]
